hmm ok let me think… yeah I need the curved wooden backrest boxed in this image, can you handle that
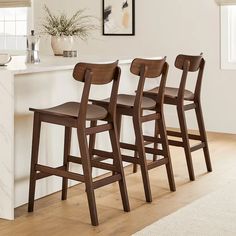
[175,54,203,72]
[73,60,119,84]
[130,57,167,78]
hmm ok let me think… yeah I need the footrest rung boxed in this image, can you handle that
[145,147,164,156]
[121,154,140,164]
[141,113,160,123]
[190,143,205,152]
[36,166,65,180]
[93,156,109,162]
[147,158,169,170]
[184,103,196,111]
[168,139,184,147]
[167,130,202,141]
[92,149,113,159]
[68,155,118,172]
[93,174,121,189]
[188,134,202,141]
[167,130,182,137]
[35,164,84,182]
[120,142,137,151]
[86,123,112,135]
[143,135,162,143]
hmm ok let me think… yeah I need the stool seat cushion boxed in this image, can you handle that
[30,102,108,121]
[91,94,156,110]
[147,87,195,101]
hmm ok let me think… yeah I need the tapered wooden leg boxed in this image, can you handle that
[89,120,97,176]
[133,117,152,202]
[109,122,130,212]
[133,140,138,173]
[62,127,72,201]
[157,115,176,191]
[195,102,212,172]
[116,112,122,140]
[89,121,97,158]
[114,113,122,175]
[133,110,142,174]
[28,113,41,212]
[177,106,195,181]
[77,128,98,226]
[153,119,159,162]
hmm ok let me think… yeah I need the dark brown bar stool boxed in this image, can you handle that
[28,61,130,226]
[143,54,212,181]
[90,58,176,203]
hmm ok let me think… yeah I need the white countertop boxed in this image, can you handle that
[0,55,133,75]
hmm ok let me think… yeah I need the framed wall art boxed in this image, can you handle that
[103,0,135,36]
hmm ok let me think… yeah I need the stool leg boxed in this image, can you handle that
[133,117,152,203]
[133,140,138,173]
[109,122,130,212]
[114,113,122,175]
[116,113,122,140]
[195,102,212,172]
[177,105,195,181]
[89,121,97,176]
[77,128,98,226]
[133,110,143,174]
[153,119,159,162]
[158,116,176,191]
[62,127,72,201]
[28,113,41,212]
[89,121,97,158]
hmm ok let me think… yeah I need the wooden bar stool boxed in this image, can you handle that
[143,54,212,181]
[90,58,176,203]
[28,61,130,226]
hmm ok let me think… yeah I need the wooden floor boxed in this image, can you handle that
[0,132,236,236]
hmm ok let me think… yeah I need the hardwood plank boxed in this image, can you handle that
[0,132,235,236]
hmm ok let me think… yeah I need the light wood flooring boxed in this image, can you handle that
[0,132,236,236]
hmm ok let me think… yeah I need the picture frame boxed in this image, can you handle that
[102,0,135,36]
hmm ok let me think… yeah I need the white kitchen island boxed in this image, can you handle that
[0,55,139,220]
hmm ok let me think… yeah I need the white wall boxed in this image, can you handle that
[33,0,236,134]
